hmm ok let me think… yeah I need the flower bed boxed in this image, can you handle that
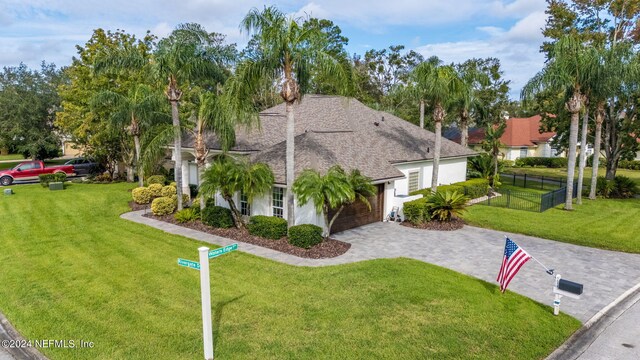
[401,218,465,231]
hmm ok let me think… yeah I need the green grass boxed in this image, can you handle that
[0,183,579,359]
[0,154,25,161]
[505,167,640,185]
[467,197,640,253]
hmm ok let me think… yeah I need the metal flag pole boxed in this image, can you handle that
[505,235,554,275]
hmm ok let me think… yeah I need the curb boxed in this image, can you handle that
[0,312,48,360]
[546,280,640,360]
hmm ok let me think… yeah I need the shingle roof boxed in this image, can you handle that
[184,95,476,183]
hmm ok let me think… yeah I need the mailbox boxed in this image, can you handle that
[558,279,583,296]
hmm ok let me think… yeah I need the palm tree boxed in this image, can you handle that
[240,6,351,227]
[522,35,595,210]
[189,87,259,209]
[453,61,490,147]
[199,156,274,228]
[90,84,166,186]
[480,122,506,187]
[412,58,461,193]
[293,166,376,238]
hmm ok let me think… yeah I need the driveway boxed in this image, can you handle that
[123,211,640,323]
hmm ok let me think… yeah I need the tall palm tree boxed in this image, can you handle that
[240,6,351,227]
[189,86,259,209]
[293,166,376,238]
[522,35,595,210]
[453,61,490,147]
[155,23,232,211]
[413,58,461,193]
[199,156,274,228]
[90,84,166,186]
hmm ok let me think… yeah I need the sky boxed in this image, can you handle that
[0,0,549,98]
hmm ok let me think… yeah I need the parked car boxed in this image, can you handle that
[64,158,103,176]
[0,160,75,186]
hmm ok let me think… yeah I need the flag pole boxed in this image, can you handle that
[505,235,554,275]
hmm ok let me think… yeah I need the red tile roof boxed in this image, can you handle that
[468,115,555,147]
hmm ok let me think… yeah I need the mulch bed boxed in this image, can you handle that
[137,207,351,259]
[401,218,465,231]
[129,201,150,212]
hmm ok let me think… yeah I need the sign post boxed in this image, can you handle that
[198,247,214,360]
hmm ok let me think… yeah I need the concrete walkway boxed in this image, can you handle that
[121,210,640,323]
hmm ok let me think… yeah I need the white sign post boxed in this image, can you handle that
[198,247,214,360]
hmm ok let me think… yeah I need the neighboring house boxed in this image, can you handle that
[446,115,560,161]
[61,136,84,158]
[172,95,475,234]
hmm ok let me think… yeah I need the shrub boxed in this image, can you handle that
[161,185,177,197]
[593,176,638,199]
[409,179,489,199]
[132,187,153,204]
[619,160,640,171]
[202,206,234,228]
[189,184,199,198]
[147,183,163,197]
[169,181,177,187]
[288,224,323,248]
[147,175,166,186]
[93,173,112,183]
[170,194,191,207]
[39,173,67,188]
[426,190,469,222]
[247,215,288,239]
[499,160,514,168]
[402,198,430,224]
[174,208,199,223]
[514,157,567,168]
[151,196,176,216]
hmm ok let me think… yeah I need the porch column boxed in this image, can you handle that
[181,160,190,199]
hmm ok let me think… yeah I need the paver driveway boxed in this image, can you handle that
[123,211,640,322]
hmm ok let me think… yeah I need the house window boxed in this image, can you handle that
[519,147,528,158]
[240,191,251,216]
[408,171,420,193]
[272,187,284,218]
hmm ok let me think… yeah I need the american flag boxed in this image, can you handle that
[497,238,531,293]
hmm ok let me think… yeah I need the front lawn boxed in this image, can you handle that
[504,166,640,185]
[466,197,640,253]
[0,154,24,161]
[0,183,579,359]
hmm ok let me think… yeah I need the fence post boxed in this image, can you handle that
[541,176,544,190]
[506,190,511,208]
[513,174,516,186]
[524,174,527,188]
[488,192,491,206]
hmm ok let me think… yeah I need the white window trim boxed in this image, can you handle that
[271,187,285,218]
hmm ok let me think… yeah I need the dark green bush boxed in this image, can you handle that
[146,175,166,186]
[514,157,568,168]
[593,175,638,199]
[202,206,234,228]
[247,215,288,239]
[618,160,640,171]
[288,224,323,248]
[39,173,67,188]
[425,191,469,222]
[403,198,430,224]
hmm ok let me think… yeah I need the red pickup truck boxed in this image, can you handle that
[0,161,75,186]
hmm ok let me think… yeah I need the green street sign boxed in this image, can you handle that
[178,258,200,270]
[208,243,238,259]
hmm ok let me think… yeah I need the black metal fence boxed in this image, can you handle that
[500,173,567,191]
[478,185,578,212]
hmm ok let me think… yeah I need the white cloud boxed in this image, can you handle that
[414,11,547,98]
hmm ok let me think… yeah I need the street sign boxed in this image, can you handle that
[177,258,201,270]
[208,243,238,259]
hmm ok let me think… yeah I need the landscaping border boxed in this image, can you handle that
[0,310,48,360]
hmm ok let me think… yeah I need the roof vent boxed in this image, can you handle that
[374,121,379,126]
[427,147,430,153]
[381,116,385,121]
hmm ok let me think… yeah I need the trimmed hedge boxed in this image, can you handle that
[147,183,163,197]
[402,198,430,224]
[514,157,567,168]
[619,160,640,171]
[410,179,489,199]
[247,215,287,240]
[132,187,152,204]
[202,206,234,228]
[161,185,177,197]
[147,175,166,186]
[39,173,67,188]
[288,224,323,249]
[151,196,176,216]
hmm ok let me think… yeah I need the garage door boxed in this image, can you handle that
[328,184,384,234]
